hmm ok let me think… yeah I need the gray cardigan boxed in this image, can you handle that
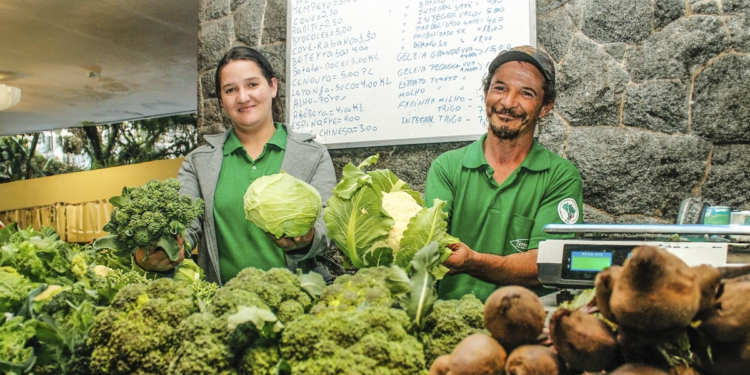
[177,124,337,285]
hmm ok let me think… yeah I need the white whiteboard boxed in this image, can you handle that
[286,0,536,148]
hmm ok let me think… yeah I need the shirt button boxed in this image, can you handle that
[252,166,257,170]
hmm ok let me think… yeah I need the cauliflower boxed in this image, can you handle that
[326,154,455,270]
[381,191,424,251]
[92,265,111,278]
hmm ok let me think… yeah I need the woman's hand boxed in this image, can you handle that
[134,236,185,272]
[268,228,315,252]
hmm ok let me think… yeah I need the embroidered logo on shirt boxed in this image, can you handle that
[510,239,529,252]
[558,198,579,224]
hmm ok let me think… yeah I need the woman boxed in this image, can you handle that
[135,47,336,285]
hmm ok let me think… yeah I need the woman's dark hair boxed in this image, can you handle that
[214,46,283,120]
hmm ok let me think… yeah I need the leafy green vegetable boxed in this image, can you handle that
[243,172,322,239]
[325,154,455,271]
[391,241,443,329]
[0,268,37,315]
[93,178,204,261]
[0,226,92,286]
[0,317,37,374]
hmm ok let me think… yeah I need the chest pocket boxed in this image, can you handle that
[507,214,534,254]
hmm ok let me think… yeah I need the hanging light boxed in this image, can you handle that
[0,84,22,111]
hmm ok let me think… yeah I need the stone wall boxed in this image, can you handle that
[198,0,750,224]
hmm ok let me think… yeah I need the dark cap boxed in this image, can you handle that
[487,45,555,85]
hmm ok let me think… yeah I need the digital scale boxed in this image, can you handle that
[537,224,750,291]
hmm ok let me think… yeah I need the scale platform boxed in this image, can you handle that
[537,224,750,290]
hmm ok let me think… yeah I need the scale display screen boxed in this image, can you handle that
[560,244,634,282]
[570,251,613,272]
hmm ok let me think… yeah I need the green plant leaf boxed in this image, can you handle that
[362,243,394,267]
[297,270,326,299]
[227,305,283,338]
[174,259,203,283]
[32,316,65,348]
[273,359,292,375]
[385,266,411,296]
[368,169,424,205]
[396,199,451,271]
[332,162,373,200]
[155,235,180,262]
[356,154,380,169]
[0,352,36,374]
[92,235,125,252]
[324,185,392,269]
[397,241,442,329]
[108,194,131,209]
[169,220,185,236]
[0,222,17,243]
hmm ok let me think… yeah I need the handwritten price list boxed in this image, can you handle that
[287,0,532,147]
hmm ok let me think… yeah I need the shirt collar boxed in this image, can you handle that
[222,123,287,156]
[462,133,551,172]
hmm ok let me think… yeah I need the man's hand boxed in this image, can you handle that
[443,241,477,275]
[134,236,185,272]
[268,228,315,252]
[442,242,542,286]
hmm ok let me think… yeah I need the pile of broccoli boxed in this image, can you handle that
[168,267,315,375]
[1,220,489,374]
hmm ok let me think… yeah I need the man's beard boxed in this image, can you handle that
[488,106,529,140]
[490,123,521,140]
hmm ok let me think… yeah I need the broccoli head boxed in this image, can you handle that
[169,303,284,374]
[238,338,280,375]
[219,267,313,323]
[87,278,202,375]
[210,288,271,318]
[280,306,426,374]
[100,178,204,261]
[419,294,488,366]
[310,267,395,315]
[167,312,238,375]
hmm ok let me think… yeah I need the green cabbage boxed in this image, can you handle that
[243,172,322,239]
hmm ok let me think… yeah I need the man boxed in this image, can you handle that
[425,46,583,302]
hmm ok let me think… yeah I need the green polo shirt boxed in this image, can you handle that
[425,134,583,302]
[214,124,287,284]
